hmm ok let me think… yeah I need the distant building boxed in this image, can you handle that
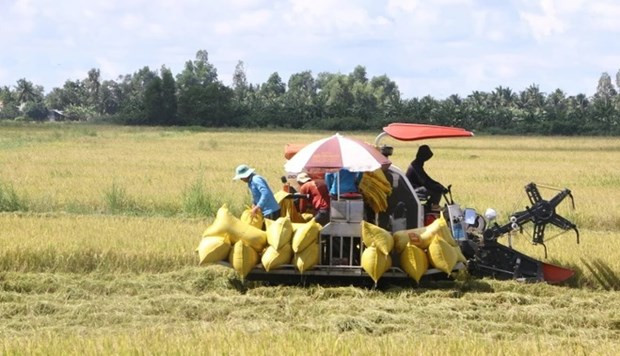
[48,109,66,121]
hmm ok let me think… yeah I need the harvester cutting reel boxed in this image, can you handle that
[482,182,580,257]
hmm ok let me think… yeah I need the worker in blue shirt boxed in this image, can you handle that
[233,164,280,220]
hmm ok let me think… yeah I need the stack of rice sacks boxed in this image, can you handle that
[360,221,394,283]
[197,205,267,278]
[262,217,294,271]
[291,218,321,273]
[393,214,467,282]
[358,169,392,214]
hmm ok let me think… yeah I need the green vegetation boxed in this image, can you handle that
[182,176,221,217]
[2,50,620,135]
[0,181,28,212]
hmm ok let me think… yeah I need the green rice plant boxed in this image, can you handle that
[0,181,28,212]
[182,176,220,217]
[103,182,142,215]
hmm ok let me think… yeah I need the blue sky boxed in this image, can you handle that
[1,0,619,99]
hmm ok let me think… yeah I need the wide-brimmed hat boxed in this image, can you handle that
[296,172,311,184]
[233,164,255,180]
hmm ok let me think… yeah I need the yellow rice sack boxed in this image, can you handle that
[240,207,264,229]
[400,244,428,282]
[274,190,306,223]
[401,214,457,250]
[197,236,231,266]
[261,244,293,272]
[437,213,458,247]
[419,219,443,248]
[229,240,259,279]
[292,218,319,253]
[265,216,293,250]
[393,227,426,253]
[361,221,394,255]
[203,205,267,252]
[294,242,320,273]
[454,245,467,264]
[202,205,233,236]
[361,246,392,283]
[291,222,305,233]
[427,237,457,275]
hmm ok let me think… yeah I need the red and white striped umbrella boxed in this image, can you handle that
[284,133,391,173]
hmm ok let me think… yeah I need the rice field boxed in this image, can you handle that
[1,123,619,355]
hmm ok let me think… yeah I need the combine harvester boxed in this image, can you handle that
[205,123,580,286]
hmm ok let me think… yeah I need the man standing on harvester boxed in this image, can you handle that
[233,164,280,220]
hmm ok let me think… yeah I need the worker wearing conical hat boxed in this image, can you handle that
[233,164,280,220]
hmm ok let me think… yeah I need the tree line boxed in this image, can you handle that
[1,49,619,135]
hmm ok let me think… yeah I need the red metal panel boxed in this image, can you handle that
[542,262,575,284]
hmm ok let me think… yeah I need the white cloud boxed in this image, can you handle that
[96,57,125,81]
[519,0,566,41]
[0,0,616,98]
[214,9,273,35]
[284,0,373,33]
[590,2,620,31]
[120,14,142,30]
[12,0,36,17]
[387,0,420,15]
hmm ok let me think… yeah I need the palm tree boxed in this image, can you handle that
[15,78,40,103]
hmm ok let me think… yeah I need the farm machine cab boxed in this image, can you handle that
[246,123,579,285]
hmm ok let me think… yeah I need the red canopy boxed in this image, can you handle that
[382,123,474,141]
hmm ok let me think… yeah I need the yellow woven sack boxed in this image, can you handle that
[427,237,457,275]
[400,244,428,282]
[202,205,233,236]
[454,245,467,264]
[393,227,426,253]
[229,240,259,278]
[291,222,305,233]
[203,205,266,250]
[361,246,392,283]
[294,242,320,273]
[266,216,293,250]
[197,236,231,266]
[361,221,394,255]
[437,213,458,247]
[292,218,319,253]
[240,207,264,229]
[274,190,305,223]
[261,244,293,271]
[419,219,442,247]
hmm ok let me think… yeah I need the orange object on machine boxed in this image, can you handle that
[382,123,474,141]
[284,144,307,160]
